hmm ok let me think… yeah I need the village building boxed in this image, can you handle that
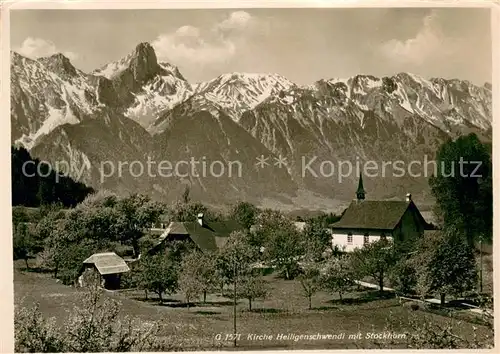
[330,175,429,252]
[78,252,130,290]
[149,213,244,254]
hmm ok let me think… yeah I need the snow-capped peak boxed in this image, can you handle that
[38,53,80,78]
[194,72,295,119]
[92,42,159,80]
[92,51,134,80]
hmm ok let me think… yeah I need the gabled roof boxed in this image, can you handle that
[83,252,130,275]
[331,200,420,230]
[156,219,243,252]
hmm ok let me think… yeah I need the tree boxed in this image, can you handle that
[307,212,342,228]
[114,194,164,257]
[12,206,28,230]
[13,222,39,269]
[163,239,196,264]
[181,185,191,204]
[429,133,492,245]
[217,231,256,285]
[413,227,477,305]
[237,274,268,311]
[255,210,303,279]
[135,254,178,303]
[178,250,218,307]
[230,201,259,230]
[264,227,303,280]
[217,231,256,347]
[350,239,395,293]
[321,255,355,302]
[389,257,418,296]
[301,220,331,262]
[298,264,321,309]
[249,209,287,251]
[197,252,218,302]
[178,270,201,309]
[37,217,78,278]
[169,201,222,223]
[41,230,96,285]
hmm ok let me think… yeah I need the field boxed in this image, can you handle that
[14,261,492,351]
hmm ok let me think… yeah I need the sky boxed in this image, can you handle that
[10,8,492,85]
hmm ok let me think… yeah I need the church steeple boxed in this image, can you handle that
[356,174,366,200]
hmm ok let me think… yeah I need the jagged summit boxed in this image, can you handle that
[159,62,187,81]
[38,53,78,78]
[92,42,159,80]
[92,42,187,85]
[134,41,154,53]
[128,42,160,83]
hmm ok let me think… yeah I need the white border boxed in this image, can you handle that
[1,1,498,354]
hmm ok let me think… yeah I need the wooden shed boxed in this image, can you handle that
[78,252,130,290]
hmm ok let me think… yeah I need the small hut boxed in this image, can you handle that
[78,252,130,290]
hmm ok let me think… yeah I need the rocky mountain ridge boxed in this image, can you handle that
[10,42,492,209]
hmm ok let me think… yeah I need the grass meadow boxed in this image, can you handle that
[14,260,492,350]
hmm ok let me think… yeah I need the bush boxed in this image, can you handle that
[389,258,417,295]
[15,285,172,352]
[120,271,137,289]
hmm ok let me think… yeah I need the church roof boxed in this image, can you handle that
[331,200,418,230]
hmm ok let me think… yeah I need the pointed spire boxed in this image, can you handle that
[356,174,366,200]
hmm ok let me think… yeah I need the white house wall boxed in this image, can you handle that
[331,229,393,252]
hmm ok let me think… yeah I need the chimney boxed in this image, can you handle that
[197,213,204,226]
[406,193,412,202]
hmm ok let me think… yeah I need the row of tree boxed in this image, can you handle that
[13,188,482,307]
[129,222,479,311]
[12,189,340,286]
[132,232,269,310]
[297,226,479,308]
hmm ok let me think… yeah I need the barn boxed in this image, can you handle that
[78,252,130,290]
[149,213,244,254]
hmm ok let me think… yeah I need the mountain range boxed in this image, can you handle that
[10,42,493,211]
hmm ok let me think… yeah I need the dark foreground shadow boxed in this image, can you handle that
[194,310,221,315]
[314,306,339,311]
[327,291,395,305]
[132,296,182,304]
[197,300,237,307]
[21,266,53,274]
[249,308,286,314]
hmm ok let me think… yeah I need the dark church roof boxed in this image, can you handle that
[331,200,421,230]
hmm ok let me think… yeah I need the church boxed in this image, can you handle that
[330,175,429,252]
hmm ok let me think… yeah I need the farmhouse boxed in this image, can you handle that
[78,252,130,290]
[330,175,428,252]
[149,213,244,254]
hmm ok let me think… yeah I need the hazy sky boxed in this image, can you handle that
[10,8,492,85]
